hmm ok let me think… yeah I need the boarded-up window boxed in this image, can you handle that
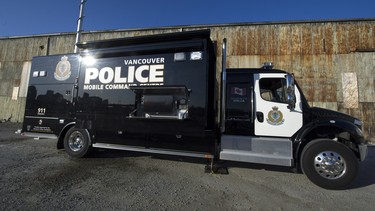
[12,87,19,100]
[19,61,32,98]
[342,72,359,108]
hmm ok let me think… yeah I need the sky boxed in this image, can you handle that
[0,0,374,37]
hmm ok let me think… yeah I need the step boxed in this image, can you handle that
[220,135,293,166]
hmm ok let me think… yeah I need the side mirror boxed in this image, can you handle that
[286,74,296,111]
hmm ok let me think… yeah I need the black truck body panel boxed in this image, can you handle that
[22,54,80,136]
[74,30,217,154]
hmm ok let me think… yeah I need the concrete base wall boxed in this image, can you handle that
[0,96,26,123]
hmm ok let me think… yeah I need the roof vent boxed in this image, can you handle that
[262,62,273,69]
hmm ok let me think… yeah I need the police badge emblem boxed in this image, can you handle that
[266,106,285,125]
[54,56,71,81]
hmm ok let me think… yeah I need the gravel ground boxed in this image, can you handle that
[1,122,374,210]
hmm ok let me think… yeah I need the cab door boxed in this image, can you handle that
[254,73,303,137]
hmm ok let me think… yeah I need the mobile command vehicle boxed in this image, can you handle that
[22,30,367,189]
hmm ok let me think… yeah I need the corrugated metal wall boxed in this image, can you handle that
[0,19,374,142]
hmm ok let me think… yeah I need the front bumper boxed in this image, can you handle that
[358,143,368,161]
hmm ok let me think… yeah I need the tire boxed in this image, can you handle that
[63,127,92,158]
[300,139,359,190]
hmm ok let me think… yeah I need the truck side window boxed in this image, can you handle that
[259,78,287,104]
[129,86,189,120]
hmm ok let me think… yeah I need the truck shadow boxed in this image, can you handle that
[87,148,147,159]
[87,145,375,189]
[219,161,294,174]
[88,148,211,165]
[349,145,375,189]
[88,149,293,173]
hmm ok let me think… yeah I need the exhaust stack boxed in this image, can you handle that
[220,38,227,133]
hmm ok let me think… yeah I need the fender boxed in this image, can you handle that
[57,122,76,149]
[293,119,365,161]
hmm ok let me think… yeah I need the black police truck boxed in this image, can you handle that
[22,30,367,189]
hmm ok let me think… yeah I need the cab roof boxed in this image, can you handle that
[227,68,289,75]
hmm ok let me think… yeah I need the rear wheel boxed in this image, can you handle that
[63,127,92,158]
[301,139,359,190]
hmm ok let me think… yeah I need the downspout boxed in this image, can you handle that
[74,0,86,53]
[46,37,50,56]
[220,38,227,133]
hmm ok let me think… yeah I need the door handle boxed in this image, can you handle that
[256,112,264,122]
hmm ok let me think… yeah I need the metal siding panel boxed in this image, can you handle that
[355,53,375,102]
[259,54,277,67]
[310,102,338,111]
[302,25,312,55]
[301,54,314,78]
[312,25,324,55]
[48,35,76,55]
[290,55,303,78]
[347,24,359,52]
[269,25,277,55]
[291,26,302,55]
[238,55,261,68]
[234,27,247,56]
[358,24,373,50]
[253,26,261,55]
[333,54,346,103]
[246,28,257,55]
[324,23,334,54]
[278,25,291,55]
[258,25,269,55]
[336,24,349,54]
[226,56,239,68]
[210,28,222,57]
[360,102,375,143]
[226,28,236,56]
[303,78,337,103]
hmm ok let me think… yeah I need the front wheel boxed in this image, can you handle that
[301,139,359,190]
[63,127,92,158]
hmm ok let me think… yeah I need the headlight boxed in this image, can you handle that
[354,119,363,127]
[355,126,364,137]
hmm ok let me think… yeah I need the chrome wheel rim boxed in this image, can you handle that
[314,151,346,179]
[68,131,84,152]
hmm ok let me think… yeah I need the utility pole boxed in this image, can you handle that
[74,0,86,53]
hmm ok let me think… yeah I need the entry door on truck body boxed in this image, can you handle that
[225,72,254,135]
[253,73,303,137]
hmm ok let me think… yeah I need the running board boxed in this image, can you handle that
[93,143,213,159]
[220,135,293,167]
[22,132,57,139]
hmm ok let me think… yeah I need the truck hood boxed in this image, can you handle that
[309,107,362,128]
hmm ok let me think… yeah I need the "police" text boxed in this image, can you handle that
[84,64,164,84]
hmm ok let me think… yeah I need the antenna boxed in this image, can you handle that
[74,0,86,53]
